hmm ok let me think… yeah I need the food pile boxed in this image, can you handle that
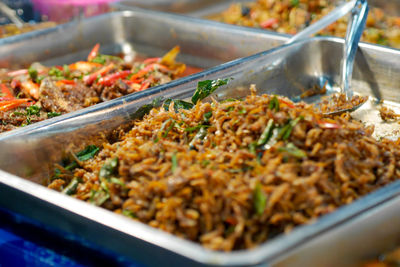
[0,44,187,133]
[0,21,57,38]
[47,82,400,251]
[210,0,400,48]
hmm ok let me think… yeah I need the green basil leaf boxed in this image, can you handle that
[191,78,230,104]
[163,99,194,112]
[76,145,100,161]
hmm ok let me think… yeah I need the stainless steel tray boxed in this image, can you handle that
[0,36,400,266]
[0,9,286,70]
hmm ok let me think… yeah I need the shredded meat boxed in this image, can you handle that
[47,89,400,251]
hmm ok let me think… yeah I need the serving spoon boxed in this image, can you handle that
[283,0,369,115]
[0,2,24,29]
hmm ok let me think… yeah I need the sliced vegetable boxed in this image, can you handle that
[279,116,303,140]
[90,189,109,206]
[0,84,14,99]
[87,43,100,61]
[99,157,119,179]
[184,124,210,133]
[98,70,131,86]
[56,80,76,87]
[260,18,278,29]
[122,209,137,218]
[83,63,114,85]
[62,178,80,195]
[269,96,280,112]
[189,126,208,149]
[28,66,38,82]
[163,99,194,111]
[76,145,100,161]
[253,183,267,215]
[171,153,178,173]
[278,143,307,159]
[257,119,275,146]
[159,46,180,66]
[47,112,61,118]
[191,78,230,104]
[0,99,32,112]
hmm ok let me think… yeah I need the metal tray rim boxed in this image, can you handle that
[2,36,400,265]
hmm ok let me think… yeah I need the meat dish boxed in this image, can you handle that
[0,44,190,133]
[210,0,400,48]
[47,82,400,251]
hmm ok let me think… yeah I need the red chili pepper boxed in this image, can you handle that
[139,81,151,91]
[318,120,341,129]
[7,69,28,77]
[129,63,169,82]
[260,18,278,29]
[88,43,100,61]
[83,63,115,85]
[0,84,14,99]
[0,98,33,111]
[56,80,76,87]
[278,98,295,108]
[225,217,238,225]
[142,57,160,64]
[98,70,131,86]
[54,66,63,70]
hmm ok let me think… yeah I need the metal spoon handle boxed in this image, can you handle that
[340,0,369,100]
[287,0,356,44]
[0,2,24,28]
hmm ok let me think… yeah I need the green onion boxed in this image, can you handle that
[189,127,208,149]
[203,111,212,122]
[48,67,64,78]
[184,124,210,132]
[76,145,100,161]
[253,183,267,216]
[171,153,178,173]
[28,66,38,82]
[122,209,137,218]
[90,189,109,206]
[278,143,307,159]
[279,116,303,140]
[62,178,80,195]
[99,157,119,179]
[162,120,175,138]
[269,96,280,112]
[257,119,275,146]
[47,112,61,118]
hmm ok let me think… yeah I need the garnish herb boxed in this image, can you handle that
[48,67,63,78]
[62,178,80,195]
[253,183,267,215]
[47,112,61,118]
[65,145,99,170]
[203,111,212,122]
[189,127,208,149]
[162,120,175,138]
[191,78,230,104]
[99,157,119,179]
[28,66,38,82]
[171,153,178,173]
[90,189,109,206]
[163,99,194,112]
[122,209,137,218]
[278,116,303,140]
[290,0,299,7]
[278,143,307,159]
[184,124,210,133]
[131,97,163,120]
[257,119,275,146]
[269,96,280,112]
